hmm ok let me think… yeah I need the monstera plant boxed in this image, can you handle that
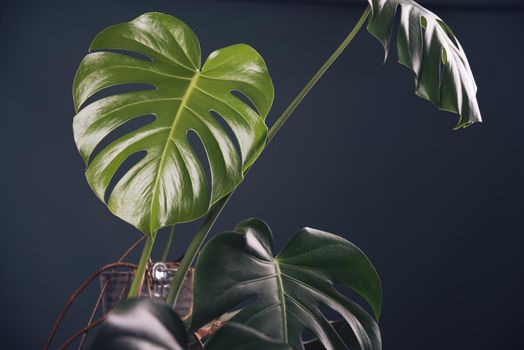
[59,0,481,349]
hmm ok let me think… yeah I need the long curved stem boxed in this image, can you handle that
[160,225,176,262]
[268,5,371,141]
[165,197,228,305]
[127,235,155,298]
[165,6,372,307]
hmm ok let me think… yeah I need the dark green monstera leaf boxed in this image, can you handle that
[191,218,382,350]
[73,13,274,235]
[87,298,290,350]
[367,0,481,128]
[87,299,188,350]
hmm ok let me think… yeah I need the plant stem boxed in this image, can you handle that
[160,225,176,262]
[268,5,371,142]
[165,5,371,306]
[165,196,229,305]
[127,235,155,298]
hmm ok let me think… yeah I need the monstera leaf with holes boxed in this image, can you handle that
[190,218,382,350]
[73,12,274,235]
[366,0,481,128]
[87,298,291,350]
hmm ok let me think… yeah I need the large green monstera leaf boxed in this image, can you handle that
[191,219,382,350]
[367,0,481,128]
[73,13,274,235]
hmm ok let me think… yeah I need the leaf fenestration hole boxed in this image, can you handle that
[231,90,261,116]
[89,114,157,164]
[317,302,360,347]
[441,48,448,65]
[318,303,341,323]
[104,150,147,203]
[436,20,460,49]
[81,84,156,111]
[420,15,428,30]
[301,327,316,343]
[91,48,153,62]
[210,110,242,161]
[187,130,212,196]
[333,284,374,317]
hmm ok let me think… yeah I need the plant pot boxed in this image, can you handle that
[99,261,193,319]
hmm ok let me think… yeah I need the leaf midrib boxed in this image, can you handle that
[274,262,288,343]
[149,70,201,234]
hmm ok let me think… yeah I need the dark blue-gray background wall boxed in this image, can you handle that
[1,0,522,348]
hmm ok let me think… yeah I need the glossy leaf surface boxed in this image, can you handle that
[367,0,481,128]
[191,218,382,350]
[73,13,274,235]
[87,298,188,350]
